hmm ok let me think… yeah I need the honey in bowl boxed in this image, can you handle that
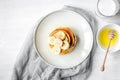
[98,27,118,48]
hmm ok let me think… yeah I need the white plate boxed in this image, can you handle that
[34,10,93,69]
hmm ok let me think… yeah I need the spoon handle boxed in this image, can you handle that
[100,39,112,71]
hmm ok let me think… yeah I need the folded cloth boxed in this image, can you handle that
[11,6,97,80]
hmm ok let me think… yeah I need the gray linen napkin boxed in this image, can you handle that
[11,6,97,80]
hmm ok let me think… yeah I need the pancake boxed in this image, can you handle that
[48,27,76,55]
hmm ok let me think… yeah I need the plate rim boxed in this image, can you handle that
[34,9,93,69]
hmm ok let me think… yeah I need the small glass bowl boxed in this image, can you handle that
[97,24,120,53]
[96,0,120,17]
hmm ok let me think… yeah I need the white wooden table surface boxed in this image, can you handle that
[0,0,120,80]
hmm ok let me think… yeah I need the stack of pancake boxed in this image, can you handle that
[48,27,76,55]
